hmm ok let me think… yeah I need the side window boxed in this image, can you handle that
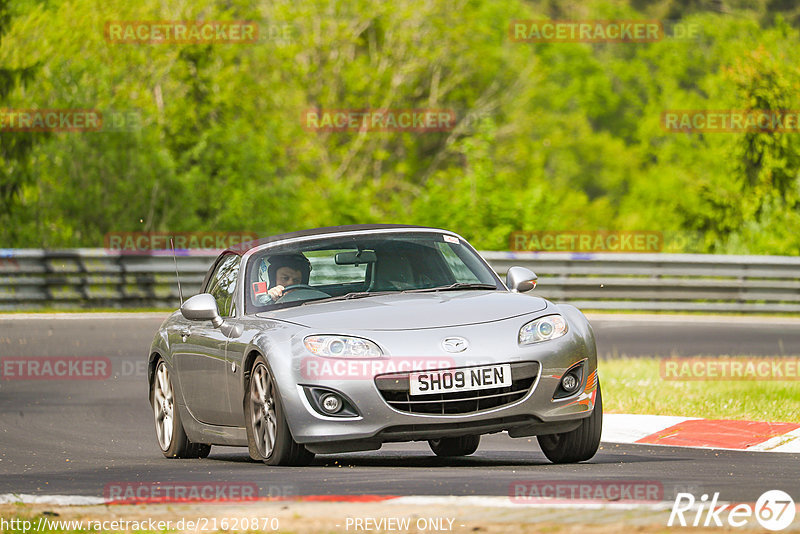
[206,254,240,317]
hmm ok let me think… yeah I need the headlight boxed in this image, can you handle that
[303,335,382,358]
[519,315,568,345]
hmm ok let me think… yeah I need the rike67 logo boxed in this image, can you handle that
[669,490,796,531]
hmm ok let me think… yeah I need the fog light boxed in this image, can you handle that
[561,373,580,393]
[320,393,342,414]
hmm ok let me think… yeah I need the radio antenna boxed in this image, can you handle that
[171,237,184,306]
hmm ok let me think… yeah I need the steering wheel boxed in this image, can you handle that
[274,284,330,303]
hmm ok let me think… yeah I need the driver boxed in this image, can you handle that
[256,253,312,303]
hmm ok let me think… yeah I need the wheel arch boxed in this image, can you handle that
[241,349,263,408]
[147,351,163,403]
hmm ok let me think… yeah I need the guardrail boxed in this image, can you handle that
[0,249,212,310]
[1,249,798,312]
[484,252,800,313]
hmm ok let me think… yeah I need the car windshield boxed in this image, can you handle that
[245,231,501,312]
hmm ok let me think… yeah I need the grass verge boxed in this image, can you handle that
[0,501,727,534]
[601,356,800,422]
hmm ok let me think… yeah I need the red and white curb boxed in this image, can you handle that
[603,414,800,452]
[0,493,670,508]
[0,494,106,505]
[0,494,404,506]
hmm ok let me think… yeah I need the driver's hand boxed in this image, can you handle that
[267,285,285,300]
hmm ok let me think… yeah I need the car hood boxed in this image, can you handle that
[255,291,548,331]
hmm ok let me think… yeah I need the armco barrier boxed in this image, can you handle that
[0,249,212,310]
[484,251,800,313]
[0,249,798,312]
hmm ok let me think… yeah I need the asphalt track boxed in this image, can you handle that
[0,313,798,503]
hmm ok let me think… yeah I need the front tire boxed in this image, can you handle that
[151,360,211,459]
[244,355,315,466]
[428,435,480,457]
[537,384,603,464]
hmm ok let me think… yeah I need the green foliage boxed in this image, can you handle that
[0,0,46,234]
[0,0,799,254]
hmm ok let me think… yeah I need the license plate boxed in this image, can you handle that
[409,364,512,395]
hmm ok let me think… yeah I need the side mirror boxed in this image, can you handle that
[506,266,538,293]
[181,293,224,328]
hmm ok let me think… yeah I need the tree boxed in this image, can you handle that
[0,0,45,232]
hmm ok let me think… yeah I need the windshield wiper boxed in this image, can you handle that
[403,283,498,293]
[301,290,396,305]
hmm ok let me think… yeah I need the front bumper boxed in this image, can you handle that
[276,309,599,449]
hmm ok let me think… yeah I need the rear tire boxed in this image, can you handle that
[428,435,480,457]
[537,384,603,464]
[151,360,211,459]
[245,355,315,466]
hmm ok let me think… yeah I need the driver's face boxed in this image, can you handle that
[275,266,302,288]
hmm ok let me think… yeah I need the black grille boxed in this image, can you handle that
[374,362,539,415]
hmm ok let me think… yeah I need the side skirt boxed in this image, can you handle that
[178,403,249,446]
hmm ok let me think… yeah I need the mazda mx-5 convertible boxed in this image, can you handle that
[148,224,601,465]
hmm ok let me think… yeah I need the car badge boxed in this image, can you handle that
[442,337,468,353]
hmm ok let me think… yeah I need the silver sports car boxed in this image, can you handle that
[148,224,601,465]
